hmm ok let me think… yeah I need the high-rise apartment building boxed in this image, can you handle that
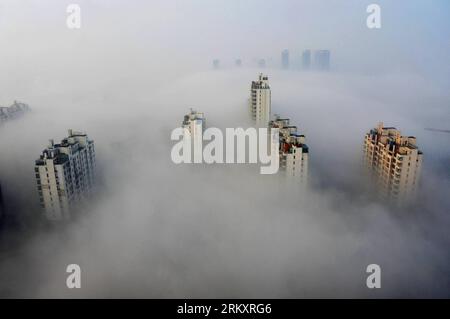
[281,49,289,69]
[302,50,311,70]
[363,123,423,204]
[182,110,205,163]
[269,115,309,183]
[182,109,206,139]
[314,50,330,71]
[35,130,95,221]
[182,109,206,136]
[0,101,30,124]
[249,74,271,127]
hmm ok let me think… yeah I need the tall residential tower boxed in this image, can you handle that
[35,130,95,221]
[182,109,206,139]
[363,123,422,204]
[181,109,206,163]
[249,74,271,127]
[270,115,309,183]
[0,101,30,124]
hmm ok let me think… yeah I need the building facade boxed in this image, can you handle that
[0,101,30,124]
[363,123,423,204]
[270,115,309,183]
[249,74,271,127]
[314,50,330,71]
[182,109,205,139]
[181,110,205,163]
[302,50,311,70]
[35,130,95,221]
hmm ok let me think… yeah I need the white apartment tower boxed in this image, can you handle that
[182,109,206,139]
[35,130,95,221]
[269,115,309,183]
[249,74,271,127]
[182,109,205,162]
[363,123,423,204]
[0,181,4,220]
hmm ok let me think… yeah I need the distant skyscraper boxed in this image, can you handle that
[35,130,96,221]
[314,50,330,71]
[281,49,289,69]
[363,123,423,204]
[213,59,220,69]
[302,50,311,70]
[258,59,266,68]
[235,59,242,67]
[269,115,309,183]
[249,74,271,127]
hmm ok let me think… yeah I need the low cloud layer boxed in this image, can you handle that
[0,69,449,298]
[1,0,449,298]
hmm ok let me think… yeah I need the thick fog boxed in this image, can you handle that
[0,0,449,298]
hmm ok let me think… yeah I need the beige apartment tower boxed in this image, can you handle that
[35,130,95,221]
[249,74,271,127]
[363,123,423,204]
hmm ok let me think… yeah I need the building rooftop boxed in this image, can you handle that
[366,122,422,155]
[35,130,92,166]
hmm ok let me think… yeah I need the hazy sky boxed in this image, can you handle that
[1,0,450,93]
[0,1,449,298]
